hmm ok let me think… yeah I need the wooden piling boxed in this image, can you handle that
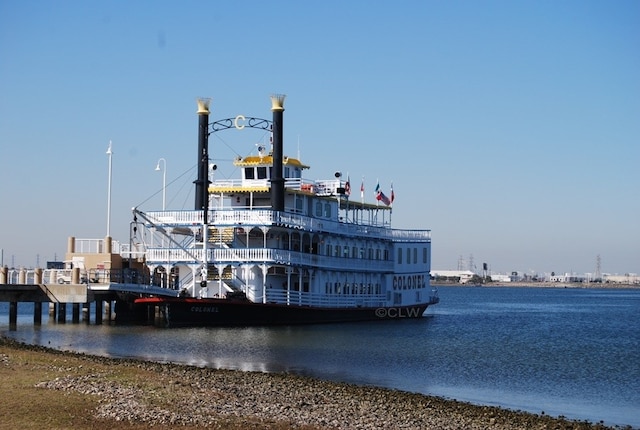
[9,302,17,330]
[57,303,66,323]
[72,303,80,323]
[95,300,103,325]
[34,268,43,325]
[34,302,42,325]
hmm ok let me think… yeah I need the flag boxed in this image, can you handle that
[360,177,364,202]
[390,182,395,204]
[344,176,351,197]
[377,190,391,206]
[375,180,391,206]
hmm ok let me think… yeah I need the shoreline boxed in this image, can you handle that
[432,282,640,289]
[1,336,628,429]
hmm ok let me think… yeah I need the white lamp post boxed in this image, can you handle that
[106,141,113,237]
[155,158,167,210]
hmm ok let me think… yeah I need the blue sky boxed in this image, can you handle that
[1,0,638,275]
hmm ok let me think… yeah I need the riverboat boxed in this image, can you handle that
[131,95,438,326]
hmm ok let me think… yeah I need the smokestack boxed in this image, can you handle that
[270,94,286,212]
[195,98,211,217]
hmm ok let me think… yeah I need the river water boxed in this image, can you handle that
[1,286,639,428]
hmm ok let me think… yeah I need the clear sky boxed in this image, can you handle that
[1,0,638,276]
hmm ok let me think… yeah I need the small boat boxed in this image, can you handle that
[128,95,438,326]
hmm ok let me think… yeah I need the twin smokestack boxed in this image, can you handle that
[195,95,286,220]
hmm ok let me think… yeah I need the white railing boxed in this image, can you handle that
[142,209,430,242]
[262,288,387,308]
[73,238,124,254]
[145,247,394,272]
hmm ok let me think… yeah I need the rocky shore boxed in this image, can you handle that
[2,337,628,430]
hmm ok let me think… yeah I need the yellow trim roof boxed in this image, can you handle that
[209,186,269,193]
[234,155,309,169]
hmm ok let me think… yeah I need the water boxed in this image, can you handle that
[1,286,639,428]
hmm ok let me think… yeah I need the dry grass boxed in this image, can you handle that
[0,337,316,430]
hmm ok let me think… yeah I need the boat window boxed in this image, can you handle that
[257,166,268,179]
[352,247,357,259]
[343,246,349,258]
[315,202,323,217]
[284,167,290,178]
[397,248,403,264]
[334,245,340,257]
[324,203,331,218]
[423,247,428,264]
[245,167,255,179]
[414,248,418,264]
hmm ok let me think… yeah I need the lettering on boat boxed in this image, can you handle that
[374,307,423,318]
[392,274,426,290]
[191,306,219,313]
[234,114,246,130]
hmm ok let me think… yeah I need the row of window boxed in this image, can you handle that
[397,247,429,265]
[324,282,382,295]
[324,244,390,261]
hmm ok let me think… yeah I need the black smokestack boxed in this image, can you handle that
[270,94,286,212]
[195,98,211,217]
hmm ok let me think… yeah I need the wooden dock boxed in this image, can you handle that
[2,267,129,329]
[1,265,179,329]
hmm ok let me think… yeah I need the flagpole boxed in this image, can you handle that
[360,176,364,224]
[345,173,350,222]
[106,141,113,237]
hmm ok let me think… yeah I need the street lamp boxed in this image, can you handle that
[155,158,167,210]
[106,141,113,237]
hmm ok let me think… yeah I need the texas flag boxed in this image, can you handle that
[375,181,391,206]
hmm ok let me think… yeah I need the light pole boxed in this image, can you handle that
[106,141,113,237]
[155,158,167,210]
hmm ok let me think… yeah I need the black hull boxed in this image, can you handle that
[133,297,438,327]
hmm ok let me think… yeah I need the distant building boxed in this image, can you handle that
[46,261,64,269]
[431,270,475,284]
[549,273,586,283]
[603,273,640,284]
[490,273,512,283]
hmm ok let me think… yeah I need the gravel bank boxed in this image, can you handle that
[2,337,627,429]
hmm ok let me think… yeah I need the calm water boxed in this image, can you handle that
[2,286,639,428]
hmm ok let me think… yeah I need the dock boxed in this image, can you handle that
[0,266,176,329]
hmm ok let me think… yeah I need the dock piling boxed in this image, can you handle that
[34,302,42,325]
[9,302,17,330]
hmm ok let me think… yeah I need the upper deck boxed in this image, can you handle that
[142,209,431,243]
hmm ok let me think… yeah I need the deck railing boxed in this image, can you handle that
[145,247,394,272]
[142,209,430,242]
[257,288,387,308]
